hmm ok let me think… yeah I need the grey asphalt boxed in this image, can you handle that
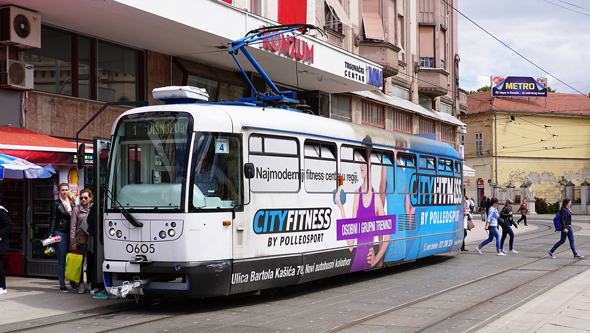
[1,214,589,332]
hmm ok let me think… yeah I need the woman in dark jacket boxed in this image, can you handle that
[0,196,14,295]
[548,198,583,259]
[49,183,74,292]
[499,199,518,254]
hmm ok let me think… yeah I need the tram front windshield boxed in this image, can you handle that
[107,113,192,211]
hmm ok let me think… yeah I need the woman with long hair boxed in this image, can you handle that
[49,183,74,292]
[548,198,584,259]
[476,198,505,255]
[70,188,93,293]
[516,198,528,226]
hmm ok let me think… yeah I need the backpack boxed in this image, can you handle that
[553,211,563,231]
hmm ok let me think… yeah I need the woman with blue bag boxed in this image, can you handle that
[548,198,584,259]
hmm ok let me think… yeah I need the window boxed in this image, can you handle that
[397,10,406,62]
[392,108,412,133]
[331,94,351,122]
[108,113,193,212]
[24,26,144,101]
[438,158,453,172]
[173,58,247,102]
[455,161,462,174]
[419,156,436,170]
[440,28,446,70]
[419,25,435,68]
[440,123,455,143]
[419,94,433,109]
[419,117,435,134]
[475,132,483,156]
[97,41,139,102]
[370,150,395,194]
[340,145,369,194]
[391,85,409,100]
[250,0,261,15]
[363,0,384,40]
[440,102,452,115]
[325,2,342,33]
[396,153,416,195]
[362,101,384,128]
[249,135,300,193]
[304,140,337,193]
[419,57,435,68]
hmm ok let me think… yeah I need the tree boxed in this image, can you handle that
[468,86,490,94]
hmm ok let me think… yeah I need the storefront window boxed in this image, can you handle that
[23,27,72,96]
[330,94,351,122]
[23,26,144,101]
[97,41,138,102]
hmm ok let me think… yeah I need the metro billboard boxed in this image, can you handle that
[491,76,548,97]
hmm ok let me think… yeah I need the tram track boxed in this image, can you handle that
[6,221,586,332]
[327,223,590,333]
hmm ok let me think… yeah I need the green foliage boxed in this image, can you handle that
[548,201,560,214]
[548,86,556,93]
[468,86,491,94]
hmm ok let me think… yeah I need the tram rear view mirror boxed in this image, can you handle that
[244,163,255,179]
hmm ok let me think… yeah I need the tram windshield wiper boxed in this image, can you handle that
[101,184,143,228]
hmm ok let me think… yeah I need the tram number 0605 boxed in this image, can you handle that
[126,243,156,254]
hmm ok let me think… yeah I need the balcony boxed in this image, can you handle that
[416,67,449,97]
[358,41,400,78]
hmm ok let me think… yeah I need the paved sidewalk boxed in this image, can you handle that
[471,214,590,333]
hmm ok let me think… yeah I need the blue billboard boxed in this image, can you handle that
[491,76,547,97]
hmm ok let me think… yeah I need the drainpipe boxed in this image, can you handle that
[494,109,498,185]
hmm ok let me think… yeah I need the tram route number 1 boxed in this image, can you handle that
[126,243,156,254]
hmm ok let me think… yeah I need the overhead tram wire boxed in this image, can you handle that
[544,0,590,16]
[556,0,590,11]
[442,0,589,97]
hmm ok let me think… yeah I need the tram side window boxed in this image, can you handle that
[371,150,395,194]
[418,156,436,171]
[191,133,243,210]
[455,161,462,174]
[396,153,417,195]
[438,158,453,173]
[340,145,368,194]
[304,140,337,193]
[248,135,300,193]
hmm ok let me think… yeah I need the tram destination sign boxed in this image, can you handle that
[491,76,548,97]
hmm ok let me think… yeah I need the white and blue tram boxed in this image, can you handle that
[102,25,464,298]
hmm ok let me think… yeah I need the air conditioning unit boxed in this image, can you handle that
[0,6,41,49]
[0,60,34,90]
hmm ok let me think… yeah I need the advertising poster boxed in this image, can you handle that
[491,76,548,97]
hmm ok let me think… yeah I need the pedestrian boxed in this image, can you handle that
[479,196,487,214]
[516,198,528,226]
[499,199,518,254]
[0,189,14,295]
[461,196,470,251]
[469,197,475,213]
[70,188,93,294]
[548,198,584,259]
[476,197,505,255]
[49,183,74,292]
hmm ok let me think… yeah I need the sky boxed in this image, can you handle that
[458,0,590,95]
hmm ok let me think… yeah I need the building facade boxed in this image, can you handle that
[463,91,590,212]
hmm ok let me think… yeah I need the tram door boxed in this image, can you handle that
[91,137,110,288]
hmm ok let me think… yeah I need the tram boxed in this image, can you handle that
[102,25,464,298]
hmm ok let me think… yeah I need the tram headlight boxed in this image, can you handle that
[168,229,175,237]
[116,230,122,238]
[108,221,113,227]
[171,222,176,228]
[159,230,166,239]
[109,228,116,236]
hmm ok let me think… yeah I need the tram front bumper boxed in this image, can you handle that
[103,259,232,298]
